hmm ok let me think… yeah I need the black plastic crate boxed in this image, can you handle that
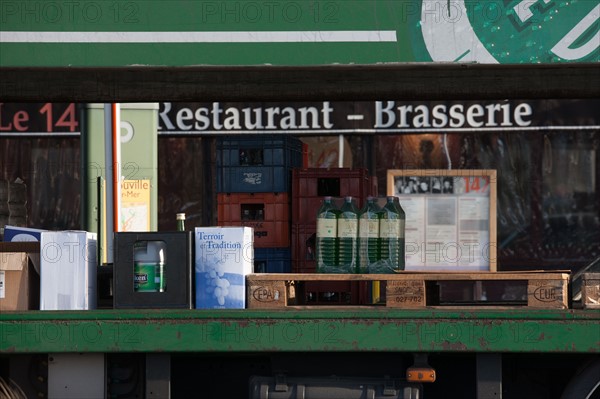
[254,247,291,273]
[217,135,303,193]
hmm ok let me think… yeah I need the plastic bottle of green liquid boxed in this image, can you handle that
[394,196,406,270]
[378,196,406,272]
[133,241,167,292]
[359,196,381,274]
[316,196,339,273]
[337,196,360,273]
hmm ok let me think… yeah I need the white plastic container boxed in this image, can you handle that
[133,240,167,292]
[40,231,97,310]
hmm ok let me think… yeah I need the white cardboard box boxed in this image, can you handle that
[195,227,253,309]
[40,231,97,310]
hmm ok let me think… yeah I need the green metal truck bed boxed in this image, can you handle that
[2,309,598,354]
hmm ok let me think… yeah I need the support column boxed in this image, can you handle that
[146,353,171,398]
[476,353,502,399]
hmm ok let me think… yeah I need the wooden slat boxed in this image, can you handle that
[246,272,570,310]
[582,273,600,310]
[527,279,569,310]
[247,279,287,309]
[248,272,570,281]
[386,280,426,308]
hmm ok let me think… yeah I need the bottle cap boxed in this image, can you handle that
[176,213,186,220]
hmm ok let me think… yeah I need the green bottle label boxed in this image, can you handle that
[134,262,160,292]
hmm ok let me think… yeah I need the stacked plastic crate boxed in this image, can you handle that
[291,168,377,304]
[216,135,304,273]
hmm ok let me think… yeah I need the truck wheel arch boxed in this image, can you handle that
[561,358,600,399]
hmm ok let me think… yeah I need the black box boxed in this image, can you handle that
[114,232,193,309]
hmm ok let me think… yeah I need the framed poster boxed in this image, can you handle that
[387,170,497,272]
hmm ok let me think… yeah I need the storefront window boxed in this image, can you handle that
[1,101,597,274]
[372,130,599,272]
[0,138,80,230]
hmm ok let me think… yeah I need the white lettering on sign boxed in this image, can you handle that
[159,102,335,132]
[243,173,262,185]
[374,101,533,129]
[155,100,576,134]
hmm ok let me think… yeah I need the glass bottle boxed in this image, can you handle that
[316,196,339,273]
[359,196,381,273]
[337,196,360,273]
[176,213,186,231]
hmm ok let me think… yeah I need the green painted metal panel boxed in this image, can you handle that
[1,1,597,66]
[1,309,598,354]
[81,103,159,234]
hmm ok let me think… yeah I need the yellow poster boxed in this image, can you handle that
[120,180,151,232]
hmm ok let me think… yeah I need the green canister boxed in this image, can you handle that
[134,241,166,292]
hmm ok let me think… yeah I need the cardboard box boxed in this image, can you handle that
[40,231,97,310]
[195,227,253,309]
[3,225,46,242]
[0,242,40,311]
[114,231,193,309]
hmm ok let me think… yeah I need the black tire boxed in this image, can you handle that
[561,358,600,399]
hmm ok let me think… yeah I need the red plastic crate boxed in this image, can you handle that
[291,223,317,273]
[290,223,369,304]
[300,281,368,305]
[302,142,309,168]
[292,168,376,224]
[217,192,290,247]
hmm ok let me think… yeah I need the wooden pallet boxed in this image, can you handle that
[246,272,570,310]
[582,273,600,309]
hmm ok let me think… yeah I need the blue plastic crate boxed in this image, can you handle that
[254,247,291,273]
[217,135,303,193]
